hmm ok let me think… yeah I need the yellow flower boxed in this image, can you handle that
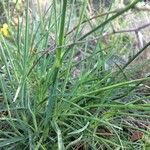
[0,23,9,38]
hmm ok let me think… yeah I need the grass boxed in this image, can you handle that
[0,0,150,149]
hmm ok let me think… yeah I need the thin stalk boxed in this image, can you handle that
[122,41,150,70]
[71,76,150,102]
[62,1,87,93]
[43,0,68,137]
[62,0,140,59]
[78,0,140,41]
[23,0,29,73]
[55,0,67,68]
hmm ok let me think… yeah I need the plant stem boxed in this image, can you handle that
[78,0,140,41]
[44,0,68,137]
[55,0,67,68]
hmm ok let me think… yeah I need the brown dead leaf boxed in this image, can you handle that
[130,131,144,141]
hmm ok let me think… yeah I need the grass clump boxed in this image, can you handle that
[0,0,150,149]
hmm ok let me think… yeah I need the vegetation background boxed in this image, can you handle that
[0,0,150,149]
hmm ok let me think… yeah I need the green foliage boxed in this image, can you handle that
[0,0,150,149]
